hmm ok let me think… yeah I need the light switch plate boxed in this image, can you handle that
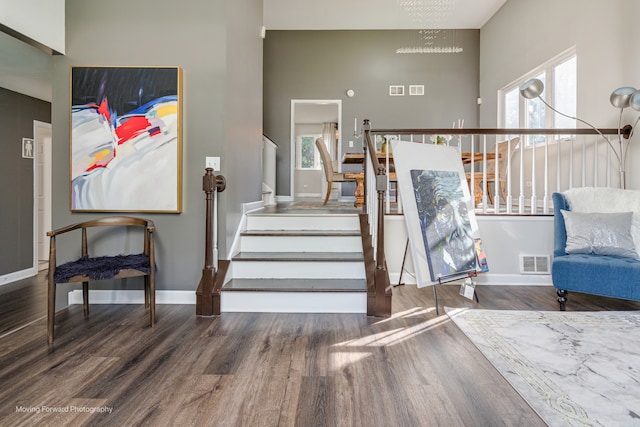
[206,156,220,171]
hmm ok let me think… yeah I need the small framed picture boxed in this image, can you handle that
[22,138,34,159]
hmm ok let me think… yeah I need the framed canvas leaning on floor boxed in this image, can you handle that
[391,140,485,287]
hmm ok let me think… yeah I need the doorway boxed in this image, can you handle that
[34,121,52,270]
[290,100,341,201]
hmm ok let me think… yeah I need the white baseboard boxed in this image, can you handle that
[389,272,417,285]
[474,273,552,286]
[339,196,356,203]
[276,195,294,203]
[68,290,196,305]
[0,267,37,287]
[389,272,552,286]
[67,289,372,312]
[243,200,264,214]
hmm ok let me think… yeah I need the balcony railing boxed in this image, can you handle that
[364,125,631,215]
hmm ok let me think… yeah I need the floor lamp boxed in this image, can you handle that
[519,78,637,189]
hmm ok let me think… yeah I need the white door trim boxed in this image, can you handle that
[34,120,52,270]
[290,99,342,200]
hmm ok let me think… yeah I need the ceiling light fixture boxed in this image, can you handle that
[396,29,463,54]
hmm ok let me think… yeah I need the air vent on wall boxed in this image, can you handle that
[519,254,550,275]
[409,85,424,96]
[389,85,405,96]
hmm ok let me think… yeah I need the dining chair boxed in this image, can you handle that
[315,138,358,205]
[466,137,519,206]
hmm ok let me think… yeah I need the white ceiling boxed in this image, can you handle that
[0,0,508,102]
[264,0,508,30]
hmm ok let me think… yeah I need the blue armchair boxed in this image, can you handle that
[552,192,640,310]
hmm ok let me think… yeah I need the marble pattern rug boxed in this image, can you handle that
[446,308,640,426]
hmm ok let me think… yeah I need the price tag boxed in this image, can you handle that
[459,278,476,300]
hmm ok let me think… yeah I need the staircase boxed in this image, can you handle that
[221,208,368,313]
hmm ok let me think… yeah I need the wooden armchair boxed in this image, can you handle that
[46,216,156,344]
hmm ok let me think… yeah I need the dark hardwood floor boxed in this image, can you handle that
[2,273,640,426]
[0,270,47,338]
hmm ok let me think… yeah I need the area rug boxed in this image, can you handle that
[446,308,640,426]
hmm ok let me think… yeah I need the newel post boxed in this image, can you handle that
[196,167,227,316]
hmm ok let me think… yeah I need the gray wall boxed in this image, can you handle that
[49,0,262,300]
[0,87,51,275]
[224,0,264,251]
[263,30,480,197]
[479,0,640,189]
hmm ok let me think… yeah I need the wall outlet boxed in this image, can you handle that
[206,156,220,171]
[349,140,354,148]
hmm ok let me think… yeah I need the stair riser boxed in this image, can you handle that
[232,261,366,279]
[246,215,360,231]
[221,291,367,313]
[240,235,362,252]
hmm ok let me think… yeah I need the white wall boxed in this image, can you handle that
[0,31,52,101]
[0,0,65,54]
[385,215,554,286]
[480,0,640,189]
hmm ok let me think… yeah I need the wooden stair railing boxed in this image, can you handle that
[362,119,392,317]
[196,167,228,316]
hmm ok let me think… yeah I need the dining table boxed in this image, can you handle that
[342,151,497,165]
[341,152,394,208]
[341,150,498,208]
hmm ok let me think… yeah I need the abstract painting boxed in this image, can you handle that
[71,66,182,212]
[410,169,477,281]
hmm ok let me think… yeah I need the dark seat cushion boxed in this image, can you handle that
[53,254,151,283]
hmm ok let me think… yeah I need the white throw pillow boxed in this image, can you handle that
[561,210,639,259]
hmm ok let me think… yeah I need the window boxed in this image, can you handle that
[499,49,576,146]
[296,135,322,169]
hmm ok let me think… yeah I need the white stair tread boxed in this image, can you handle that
[241,230,360,236]
[232,252,363,262]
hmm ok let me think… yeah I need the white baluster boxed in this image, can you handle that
[530,138,537,214]
[569,138,574,189]
[594,138,599,187]
[543,135,549,214]
[581,137,586,187]
[556,137,561,193]
[506,137,513,214]
[493,140,500,213]
[519,137,525,214]
[482,135,488,214]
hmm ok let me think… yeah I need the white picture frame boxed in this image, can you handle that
[391,139,483,287]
